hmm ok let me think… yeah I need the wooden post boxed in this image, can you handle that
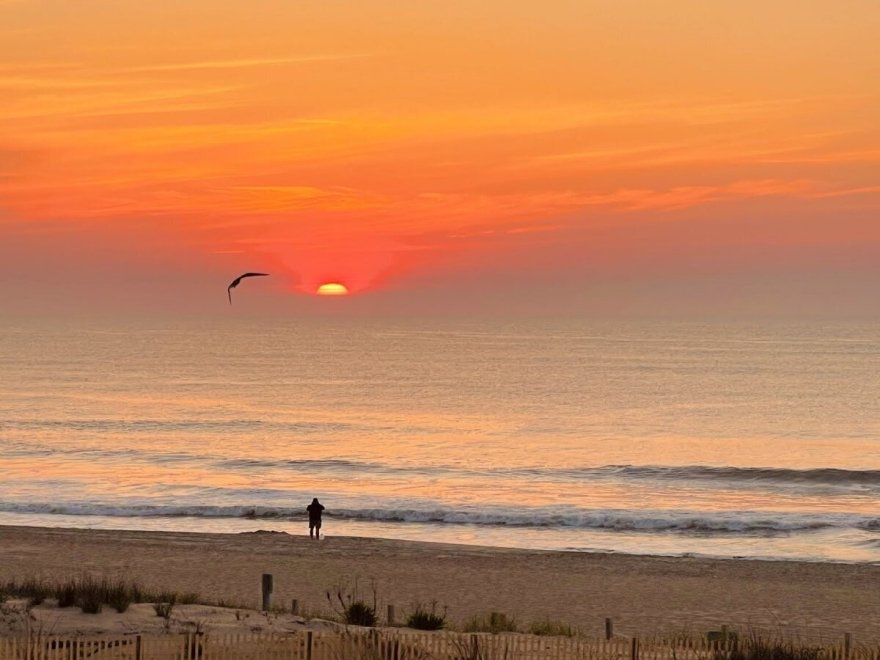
[631,637,639,660]
[135,635,142,660]
[291,599,299,615]
[605,618,613,640]
[261,574,273,611]
[305,631,313,660]
[392,639,400,660]
[387,604,396,626]
[844,633,852,659]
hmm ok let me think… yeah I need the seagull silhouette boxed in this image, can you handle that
[227,272,269,304]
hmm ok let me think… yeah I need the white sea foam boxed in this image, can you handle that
[0,501,874,535]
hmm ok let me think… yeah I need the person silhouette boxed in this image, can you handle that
[306,497,325,539]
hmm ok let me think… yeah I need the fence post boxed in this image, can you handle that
[387,604,396,626]
[261,574,273,611]
[392,639,400,660]
[844,633,852,660]
[135,635,142,660]
[605,618,613,640]
[306,631,313,660]
[631,637,639,660]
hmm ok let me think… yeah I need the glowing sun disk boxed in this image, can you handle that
[316,282,349,296]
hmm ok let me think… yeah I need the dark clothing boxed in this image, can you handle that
[306,499,325,538]
[307,502,324,522]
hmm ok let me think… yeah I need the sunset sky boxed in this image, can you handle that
[2,1,878,316]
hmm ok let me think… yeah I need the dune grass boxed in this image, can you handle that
[462,611,519,634]
[722,636,824,660]
[326,580,378,627]
[1,576,200,615]
[406,601,447,631]
[527,619,577,637]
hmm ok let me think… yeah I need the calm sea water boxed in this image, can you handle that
[1,317,878,562]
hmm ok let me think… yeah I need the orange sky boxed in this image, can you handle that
[1,1,879,315]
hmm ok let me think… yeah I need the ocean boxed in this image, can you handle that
[1,317,878,562]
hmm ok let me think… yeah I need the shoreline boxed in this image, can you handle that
[2,524,879,642]
[1,512,874,565]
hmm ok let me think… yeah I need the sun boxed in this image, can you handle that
[315,282,349,296]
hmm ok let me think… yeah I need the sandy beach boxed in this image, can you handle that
[1,525,877,642]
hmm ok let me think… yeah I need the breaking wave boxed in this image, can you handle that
[1,501,874,536]
[2,437,879,493]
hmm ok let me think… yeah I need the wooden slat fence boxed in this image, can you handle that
[2,633,878,660]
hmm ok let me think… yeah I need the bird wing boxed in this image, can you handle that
[227,272,269,305]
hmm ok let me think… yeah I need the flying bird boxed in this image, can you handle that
[227,272,269,304]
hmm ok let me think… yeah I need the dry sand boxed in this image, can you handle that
[1,525,878,642]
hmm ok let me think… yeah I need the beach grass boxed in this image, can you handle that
[2,577,51,606]
[326,579,379,627]
[153,598,175,619]
[462,611,519,634]
[723,636,824,660]
[527,618,577,637]
[1,575,200,615]
[342,601,377,627]
[406,601,447,630]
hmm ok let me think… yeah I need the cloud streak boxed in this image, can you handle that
[119,54,375,73]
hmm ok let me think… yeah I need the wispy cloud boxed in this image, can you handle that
[391,179,850,232]
[0,84,242,123]
[0,61,80,73]
[806,185,880,199]
[0,75,136,90]
[119,54,375,73]
[216,185,387,212]
[755,149,880,165]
